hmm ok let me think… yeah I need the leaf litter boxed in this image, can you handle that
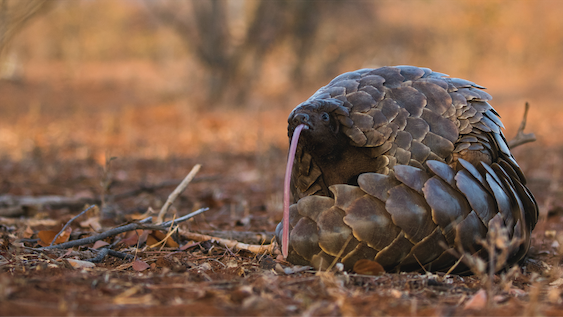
[2,135,563,316]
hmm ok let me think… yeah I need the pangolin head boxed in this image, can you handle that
[287,98,350,157]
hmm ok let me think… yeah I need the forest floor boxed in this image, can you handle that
[1,62,563,316]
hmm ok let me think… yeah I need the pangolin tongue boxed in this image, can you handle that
[282,124,307,258]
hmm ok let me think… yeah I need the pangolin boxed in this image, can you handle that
[275,65,538,274]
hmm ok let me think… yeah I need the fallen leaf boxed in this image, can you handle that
[463,289,487,310]
[390,289,403,298]
[37,227,72,247]
[180,242,200,251]
[138,230,150,246]
[550,278,563,287]
[353,259,385,275]
[122,230,143,246]
[146,233,159,246]
[509,288,526,296]
[493,295,509,304]
[548,287,561,304]
[93,240,110,249]
[23,226,34,239]
[79,217,102,231]
[151,230,179,248]
[198,262,212,271]
[281,265,311,275]
[132,259,150,272]
[67,259,96,269]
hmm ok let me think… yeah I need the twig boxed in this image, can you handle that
[108,249,135,260]
[507,102,536,149]
[327,235,352,271]
[86,248,109,262]
[38,208,207,250]
[49,205,96,246]
[86,248,135,262]
[412,254,429,275]
[157,164,201,224]
[140,208,208,230]
[179,230,275,254]
[196,230,275,245]
[149,223,179,249]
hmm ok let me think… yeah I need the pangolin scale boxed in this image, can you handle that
[275,65,538,274]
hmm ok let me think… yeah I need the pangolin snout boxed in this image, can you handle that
[292,113,310,127]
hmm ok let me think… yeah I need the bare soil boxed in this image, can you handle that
[1,63,563,316]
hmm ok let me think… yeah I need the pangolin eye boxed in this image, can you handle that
[321,112,330,122]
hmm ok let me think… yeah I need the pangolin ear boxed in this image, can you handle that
[329,113,340,134]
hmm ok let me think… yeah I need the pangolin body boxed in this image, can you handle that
[276,65,538,274]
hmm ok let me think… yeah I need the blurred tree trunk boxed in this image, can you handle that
[145,0,355,106]
[0,0,52,79]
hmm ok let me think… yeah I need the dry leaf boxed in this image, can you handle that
[79,217,102,231]
[23,226,34,239]
[67,259,96,269]
[122,230,143,246]
[37,227,72,247]
[199,262,212,271]
[548,287,562,304]
[146,233,159,246]
[463,289,487,310]
[353,259,385,275]
[93,240,110,249]
[151,230,179,248]
[180,242,200,251]
[509,288,526,296]
[138,230,150,245]
[390,289,403,298]
[132,260,150,272]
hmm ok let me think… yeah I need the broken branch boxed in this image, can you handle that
[49,205,96,246]
[157,164,201,224]
[195,230,275,245]
[39,207,207,250]
[179,229,275,254]
[508,102,536,149]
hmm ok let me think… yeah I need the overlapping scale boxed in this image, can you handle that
[279,65,537,274]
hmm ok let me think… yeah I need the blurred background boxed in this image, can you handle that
[0,0,562,217]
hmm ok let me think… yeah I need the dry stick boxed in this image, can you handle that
[327,235,353,271]
[179,230,275,254]
[197,230,275,245]
[39,208,208,250]
[49,204,96,247]
[87,249,135,262]
[507,102,537,149]
[109,175,219,202]
[157,164,201,224]
[412,254,429,275]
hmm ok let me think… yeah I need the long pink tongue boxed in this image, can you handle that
[283,124,307,258]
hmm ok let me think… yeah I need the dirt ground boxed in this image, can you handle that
[2,62,563,316]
